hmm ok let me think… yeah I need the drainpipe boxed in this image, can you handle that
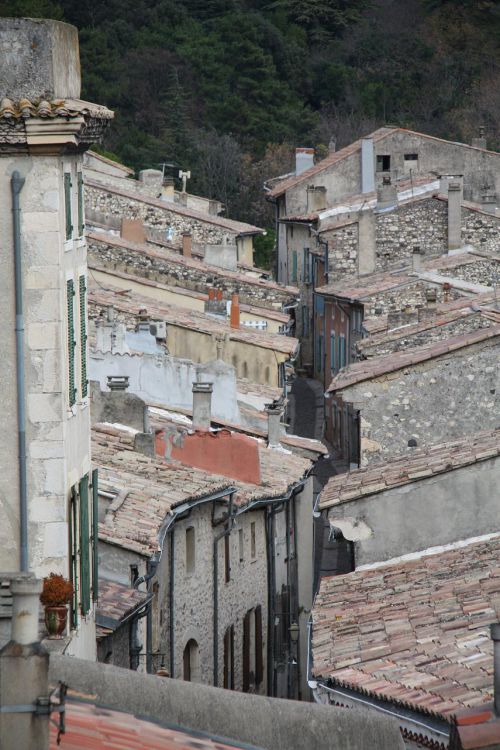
[168,528,175,677]
[213,493,235,687]
[11,171,28,572]
[133,558,158,673]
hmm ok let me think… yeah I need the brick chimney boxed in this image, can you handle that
[447,181,462,251]
[0,576,49,750]
[230,293,240,329]
[295,148,315,176]
[182,231,192,258]
[192,382,213,432]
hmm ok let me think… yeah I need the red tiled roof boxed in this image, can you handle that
[0,97,113,121]
[97,579,149,626]
[88,282,299,355]
[327,323,500,392]
[86,178,264,235]
[51,698,262,749]
[319,428,500,510]
[311,535,500,721]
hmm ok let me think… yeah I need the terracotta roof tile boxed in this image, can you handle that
[0,97,113,121]
[312,535,500,720]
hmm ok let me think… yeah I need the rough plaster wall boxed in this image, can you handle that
[335,457,500,567]
[158,504,268,693]
[343,340,500,465]
[88,238,290,309]
[359,314,493,358]
[85,185,232,245]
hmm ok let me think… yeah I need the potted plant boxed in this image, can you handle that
[40,573,73,639]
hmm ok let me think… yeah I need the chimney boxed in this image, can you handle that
[358,210,376,275]
[425,288,437,308]
[107,375,129,391]
[471,125,487,150]
[307,185,327,212]
[182,232,192,258]
[412,246,422,271]
[376,174,397,211]
[328,136,336,155]
[162,176,175,201]
[492,623,500,717]
[361,138,375,194]
[0,576,49,750]
[192,382,213,431]
[295,148,315,176]
[138,168,163,194]
[266,402,286,447]
[230,293,240,329]
[443,281,452,303]
[447,181,462,251]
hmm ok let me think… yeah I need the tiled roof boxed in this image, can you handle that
[357,307,499,356]
[311,534,500,720]
[319,429,500,510]
[327,323,500,392]
[89,261,290,323]
[88,231,299,296]
[0,97,113,121]
[93,423,311,555]
[86,178,264,235]
[97,579,149,630]
[50,698,262,750]
[88,282,299,355]
[267,128,396,198]
[268,126,500,199]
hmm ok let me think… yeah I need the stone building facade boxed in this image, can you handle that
[0,17,112,658]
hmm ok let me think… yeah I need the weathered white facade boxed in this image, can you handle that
[0,17,112,657]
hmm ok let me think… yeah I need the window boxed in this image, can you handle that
[225,532,231,582]
[330,332,336,370]
[239,529,244,563]
[79,275,88,399]
[91,468,99,602]
[77,171,85,237]
[64,172,73,240]
[66,279,76,407]
[186,526,195,574]
[316,334,323,373]
[339,335,347,369]
[404,153,418,162]
[183,639,200,682]
[223,626,235,690]
[69,487,78,629]
[303,248,311,284]
[351,309,363,335]
[243,607,263,692]
[250,522,256,559]
[404,153,418,174]
[291,250,298,283]
[376,155,391,172]
[79,474,91,616]
[301,305,309,337]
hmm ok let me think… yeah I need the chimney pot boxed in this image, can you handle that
[230,293,240,329]
[192,382,213,431]
[10,576,43,645]
[216,288,223,302]
[182,232,192,258]
[208,287,215,301]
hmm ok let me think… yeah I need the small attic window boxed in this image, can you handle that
[404,153,418,161]
[376,155,391,172]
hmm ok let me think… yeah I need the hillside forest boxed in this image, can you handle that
[2,0,500,265]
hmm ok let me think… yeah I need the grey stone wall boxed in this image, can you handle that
[326,223,358,278]
[328,455,500,567]
[463,209,500,252]
[85,185,231,245]
[341,338,500,465]
[358,313,493,358]
[363,280,462,318]
[437,258,500,286]
[88,237,291,309]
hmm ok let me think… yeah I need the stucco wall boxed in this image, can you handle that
[328,456,500,567]
[340,338,500,465]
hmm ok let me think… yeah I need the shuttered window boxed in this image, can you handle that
[91,468,99,602]
[330,332,336,370]
[69,486,79,629]
[79,474,91,615]
[303,248,311,283]
[64,172,73,240]
[255,605,263,687]
[79,275,88,399]
[291,250,297,282]
[67,279,77,407]
[223,625,235,690]
[77,171,84,237]
[243,610,251,693]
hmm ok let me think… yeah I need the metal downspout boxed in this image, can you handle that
[213,494,235,687]
[169,527,175,677]
[11,171,28,572]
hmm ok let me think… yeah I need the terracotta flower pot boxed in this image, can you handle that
[44,605,68,639]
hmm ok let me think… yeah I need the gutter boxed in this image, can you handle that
[11,171,28,572]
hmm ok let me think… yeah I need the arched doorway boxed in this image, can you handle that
[183,638,200,682]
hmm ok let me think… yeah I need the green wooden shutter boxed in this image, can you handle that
[291,251,297,282]
[77,171,84,237]
[79,275,88,399]
[331,332,336,370]
[91,468,99,602]
[64,172,73,240]
[67,279,77,407]
[69,486,79,629]
[79,474,91,615]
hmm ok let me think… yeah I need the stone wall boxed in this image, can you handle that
[341,338,500,465]
[326,223,358,279]
[88,237,292,310]
[463,208,500,253]
[85,184,232,245]
[358,313,493,358]
[363,280,462,318]
[437,258,500,287]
